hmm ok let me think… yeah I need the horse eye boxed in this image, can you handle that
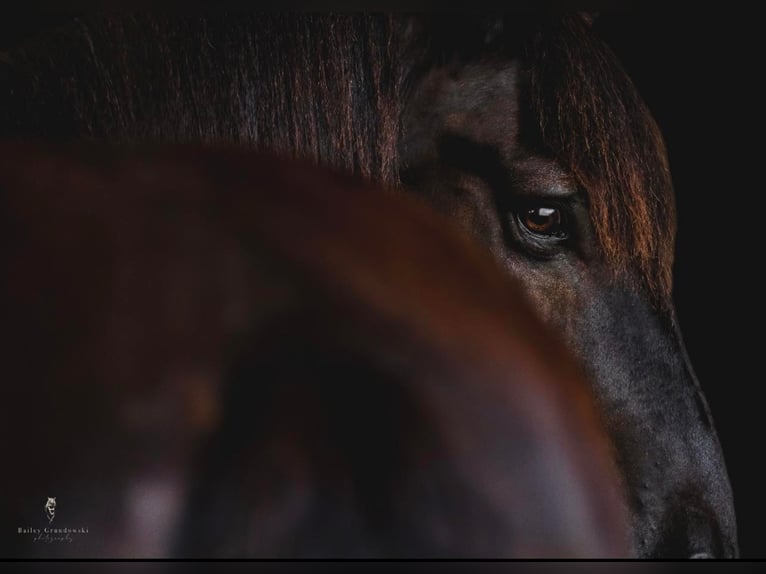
[518,206,567,238]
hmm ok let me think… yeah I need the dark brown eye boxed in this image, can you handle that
[519,206,567,238]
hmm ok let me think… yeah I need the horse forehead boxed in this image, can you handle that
[414,61,522,156]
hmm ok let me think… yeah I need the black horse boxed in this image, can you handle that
[0,13,737,557]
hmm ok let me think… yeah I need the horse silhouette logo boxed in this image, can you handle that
[44,497,56,524]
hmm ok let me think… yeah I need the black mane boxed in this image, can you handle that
[1,14,409,184]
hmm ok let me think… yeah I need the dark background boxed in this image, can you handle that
[1,9,761,557]
[596,12,762,557]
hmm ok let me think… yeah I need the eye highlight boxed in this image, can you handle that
[518,206,568,239]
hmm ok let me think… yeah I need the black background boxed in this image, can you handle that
[1,8,762,557]
[596,12,762,556]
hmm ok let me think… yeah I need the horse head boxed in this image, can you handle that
[399,14,737,558]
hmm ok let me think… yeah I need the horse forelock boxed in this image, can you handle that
[522,15,676,309]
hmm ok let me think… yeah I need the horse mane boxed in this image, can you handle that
[0,14,407,185]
